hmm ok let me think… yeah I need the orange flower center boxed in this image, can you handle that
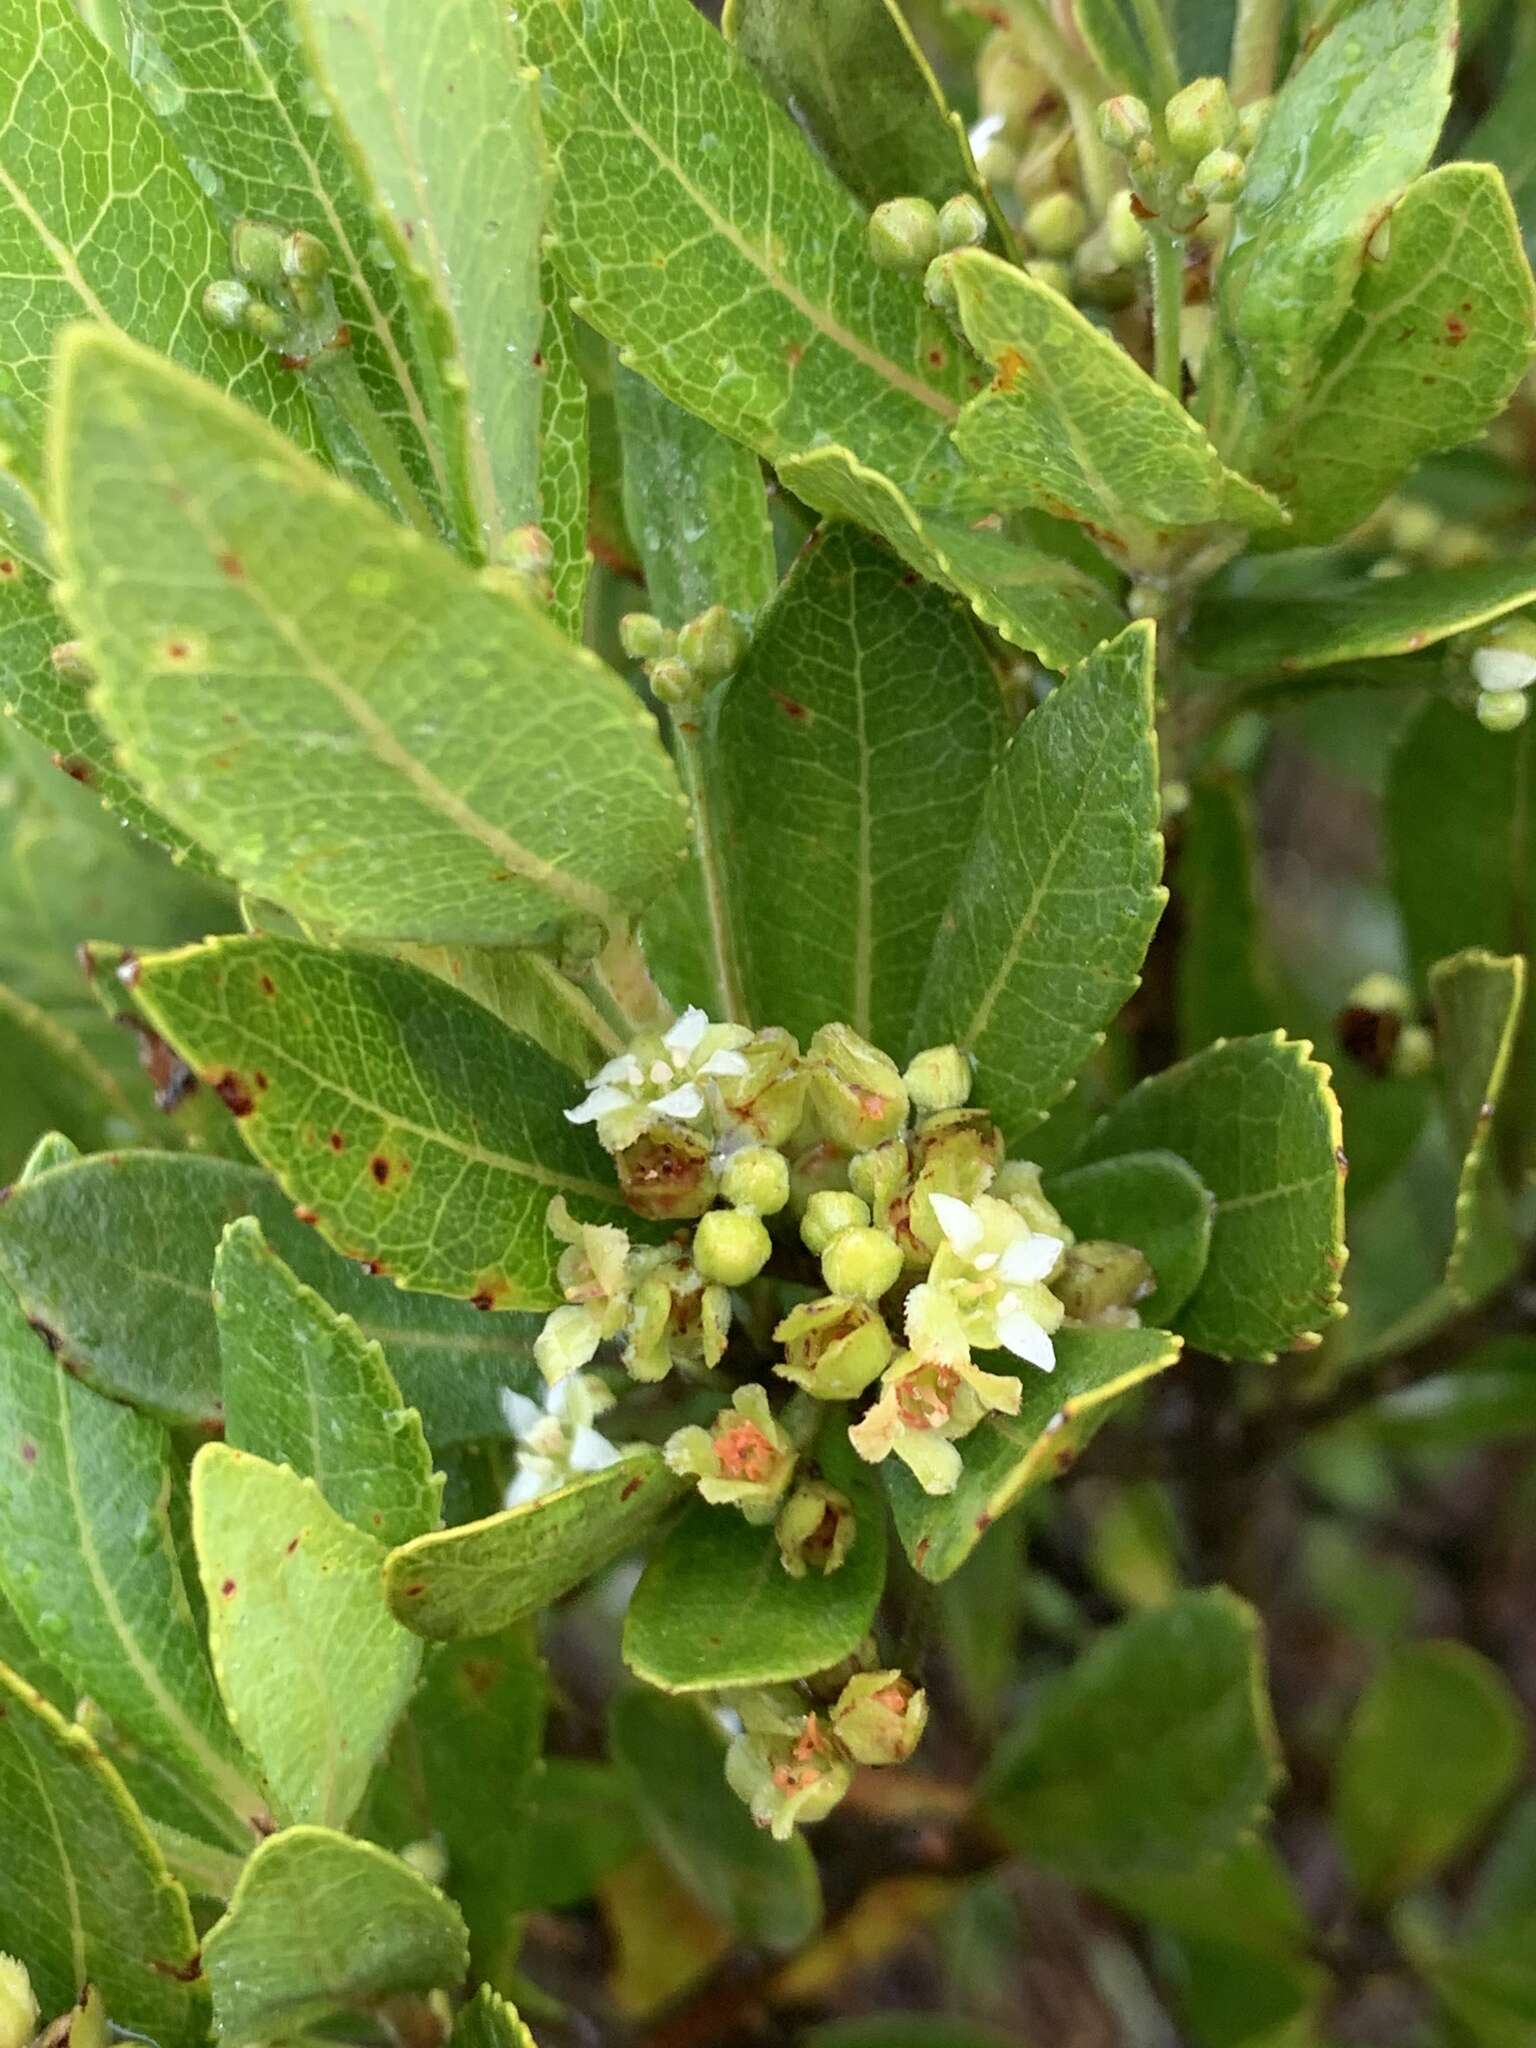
[714,1419,777,1481]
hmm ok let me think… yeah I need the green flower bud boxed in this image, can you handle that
[399,1838,450,1886]
[848,1137,909,1224]
[1192,146,1246,204]
[906,1109,1006,1259]
[1024,257,1072,297]
[807,1023,909,1151]
[992,1158,1070,1238]
[1236,95,1273,152]
[0,1955,38,2048]
[775,1295,893,1398]
[821,1224,903,1302]
[902,1043,972,1115]
[1477,688,1529,732]
[281,229,330,282]
[1025,190,1088,256]
[499,524,555,579]
[1163,76,1237,163]
[619,611,676,662]
[922,252,959,315]
[801,1187,871,1256]
[649,656,699,706]
[937,193,988,253]
[721,1144,791,1216]
[243,299,293,346]
[615,1124,719,1221]
[831,1670,929,1766]
[693,1207,772,1287]
[1347,971,1410,1018]
[1105,187,1148,266]
[230,216,288,288]
[678,603,749,682]
[868,196,941,272]
[665,1383,796,1521]
[1097,94,1152,153]
[1391,1021,1436,1079]
[715,1026,808,1147]
[775,1479,856,1578]
[1054,1239,1154,1325]
[202,278,255,331]
[978,35,1051,143]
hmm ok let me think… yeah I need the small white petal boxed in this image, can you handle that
[564,1082,633,1126]
[500,1389,542,1437]
[648,1059,674,1085]
[504,1462,553,1506]
[998,1233,1065,1285]
[591,1052,643,1087]
[651,1081,705,1121]
[1472,647,1536,694]
[569,1428,622,1473]
[699,1047,750,1078]
[663,1006,711,1057]
[972,1249,999,1272]
[928,1191,984,1257]
[998,1311,1056,1372]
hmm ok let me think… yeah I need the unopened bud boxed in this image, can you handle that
[499,524,554,579]
[807,1023,909,1150]
[1477,688,1529,732]
[1348,972,1412,1018]
[938,193,988,253]
[1391,1022,1435,1079]
[677,603,749,682]
[993,1159,1069,1237]
[775,1480,856,1577]
[243,299,292,346]
[281,229,330,282]
[831,1670,929,1765]
[721,1145,790,1216]
[821,1224,903,1301]
[902,1043,972,1115]
[868,196,941,272]
[619,611,676,662]
[230,217,288,288]
[649,657,698,706]
[399,1838,449,1886]
[202,278,255,331]
[694,1207,772,1287]
[776,1295,892,1397]
[716,1027,807,1147]
[801,1188,871,1256]
[1192,147,1245,204]
[849,1137,909,1220]
[1104,187,1147,266]
[1163,76,1237,163]
[922,253,959,315]
[1025,190,1088,256]
[1055,1239,1154,1325]
[1024,257,1072,297]
[1236,96,1273,152]
[0,1957,37,2048]
[1097,94,1152,153]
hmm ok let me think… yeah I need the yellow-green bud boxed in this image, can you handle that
[499,524,554,580]
[693,1207,772,1287]
[678,603,749,682]
[230,216,288,287]
[619,611,675,662]
[202,278,255,331]
[775,1295,893,1398]
[801,1188,871,1256]
[1347,971,1412,1017]
[775,1480,856,1578]
[978,35,1051,143]
[1025,190,1088,256]
[807,1023,909,1150]
[1477,688,1529,732]
[868,196,941,272]
[1164,77,1237,164]
[1097,94,1152,154]
[1024,257,1072,297]
[1104,188,1147,266]
[1236,96,1273,152]
[821,1224,903,1301]
[937,193,988,253]
[848,1137,908,1219]
[902,1043,972,1115]
[0,1957,36,2048]
[400,1839,450,1886]
[721,1145,790,1216]
[993,1158,1070,1238]
[1192,147,1246,204]
[922,253,959,315]
[1392,1022,1435,1079]
[1055,1240,1154,1325]
[716,1027,808,1148]
[281,229,330,282]
[831,1670,929,1766]
[649,657,698,706]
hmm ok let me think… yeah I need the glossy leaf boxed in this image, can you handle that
[202,1825,469,2045]
[53,327,687,946]
[539,273,592,640]
[1432,950,1525,1304]
[623,1427,885,1690]
[132,934,632,1307]
[911,622,1164,1139]
[714,523,1005,1048]
[0,1150,536,1435]
[1047,1151,1215,1326]
[609,1688,822,1951]
[215,1217,441,1549]
[983,1588,1281,1881]
[295,0,545,558]
[399,938,618,1076]
[1175,779,1284,1052]
[1076,1035,1347,1362]
[1334,1640,1525,1901]
[949,251,1285,563]
[884,1326,1182,1583]
[193,1443,422,1829]
[0,1663,209,2048]
[0,1276,263,1847]
[385,1450,683,1640]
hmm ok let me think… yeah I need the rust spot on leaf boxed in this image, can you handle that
[994,346,1027,392]
[470,1289,497,1312]
[294,1204,319,1225]
[212,1071,255,1117]
[771,691,811,723]
[259,974,276,997]
[217,551,244,579]
[401,1582,426,1598]
[328,1130,345,1151]
[914,1536,932,1568]
[1444,314,1467,345]
[0,558,16,579]
[220,1577,237,1598]
[370,1155,390,1184]
[285,1536,300,1555]
[620,1475,643,1501]
[20,1440,37,1464]
[51,753,94,785]
[150,1955,203,1984]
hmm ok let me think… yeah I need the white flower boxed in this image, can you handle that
[564,1007,753,1151]
[1472,644,1536,694]
[502,1373,621,1506]
[919,1191,1065,1372]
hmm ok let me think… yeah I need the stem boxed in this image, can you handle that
[589,926,672,1036]
[1148,227,1185,398]
[1229,0,1286,102]
[1128,0,1181,103]
[672,707,746,1025]
[310,355,440,542]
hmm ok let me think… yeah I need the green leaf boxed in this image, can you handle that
[1175,779,1284,1052]
[1200,0,1456,455]
[521,0,981,513]
[1047,1151,1215,1326]
[1074,0,1166,99]
[1431,949,1525,1303]
[609,1688,821,1951]
[948,251,1285,564]
[0,1276,264,1846]
[1193,558,1536,688]
[623,1426,885,1691]
[884,1326,1182,1583]
[0,0,318,495]
[53,326,688,944]
[1235,165,1536,547]
[294,0,545,558]
[0,972,148,1174]
[385,1450,684,1640]
[132,934,632,1307]
[983,1588,1281,1881]
[202,1826,469,2045]
[1076,1034,1347,1363]
[1462,2,1536,241]
[0,1663,209,2048]
[911,622,1165,1138]
[1357,1336,1536,1449]
[193,1443,422,1828]
[450,1985,538,2048]
[0,1150,536,1435]
[215,1217,440,1548]
[539,274,591,641]
[1334,1640,1526,1901]
[398,939,618,1077]
[510,1758,644,1910]
[713,523,1005,1048]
